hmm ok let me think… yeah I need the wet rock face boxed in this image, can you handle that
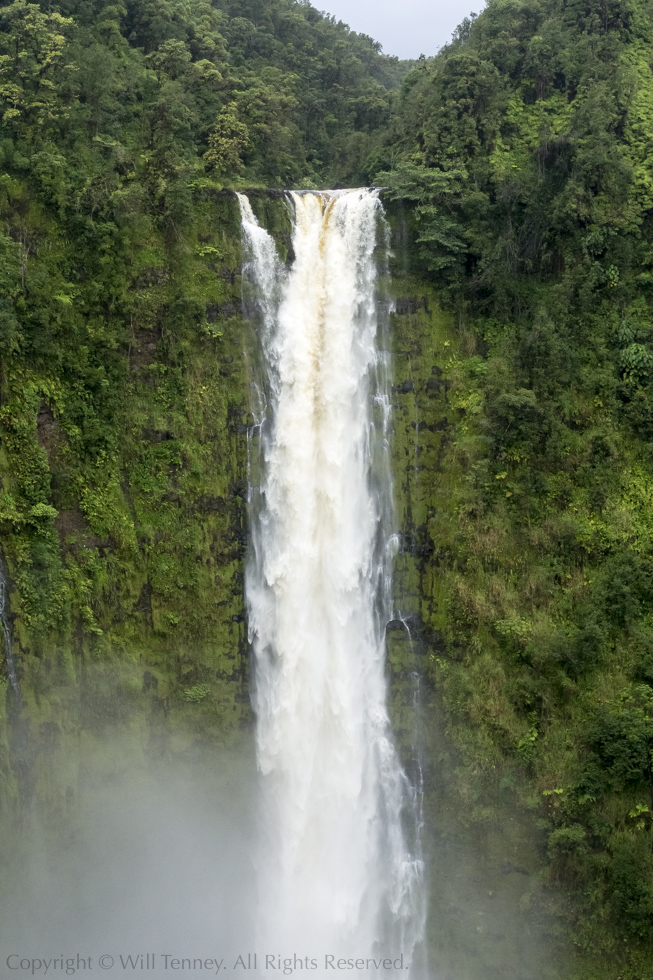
[207,301,241,321]
[36,403,60,450]
[141,428,175,443]
[395,296,430,316]
[394,379,415,394]
[142,670,158,693]
[128,328,160,372]
[36,402,67,466]
[134,582,153,618]
[385,619,409,633]
[395,297,420,315]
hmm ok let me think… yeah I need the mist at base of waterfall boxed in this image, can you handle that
[0,741,258,969]
[0,736,565,980]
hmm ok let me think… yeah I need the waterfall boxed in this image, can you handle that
[0,556,19,698]
[239,189,425,974]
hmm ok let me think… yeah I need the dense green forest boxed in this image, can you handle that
[0,0,404,767]
[2,0,653,976]
[375,0,653,973]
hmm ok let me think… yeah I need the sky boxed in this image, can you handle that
[318,0,486,60]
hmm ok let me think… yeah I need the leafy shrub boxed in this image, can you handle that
[609,835,653,939]
[581,708,653,795]
[182,684,210,703]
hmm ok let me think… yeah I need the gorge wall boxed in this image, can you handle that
[2,185,652,980]
[0,190,251,812]
[3,0,653,977]
[0,190,568,979]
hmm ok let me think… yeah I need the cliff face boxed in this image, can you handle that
[0,0,407,822]
[0,192,253,816]
[2,190,652,979]
[385,209,565,980]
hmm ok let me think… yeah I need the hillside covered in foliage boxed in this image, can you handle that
[0,0,405,774]
[2,0,653,976]
[374,0,653,972]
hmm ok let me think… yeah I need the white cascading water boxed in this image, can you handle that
[238,189,424,975]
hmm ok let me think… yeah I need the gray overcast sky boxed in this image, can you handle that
[318,0,485,60]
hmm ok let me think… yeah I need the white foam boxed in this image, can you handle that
[239,190,424,977]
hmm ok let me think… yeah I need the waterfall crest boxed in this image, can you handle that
[239,189,424,974]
